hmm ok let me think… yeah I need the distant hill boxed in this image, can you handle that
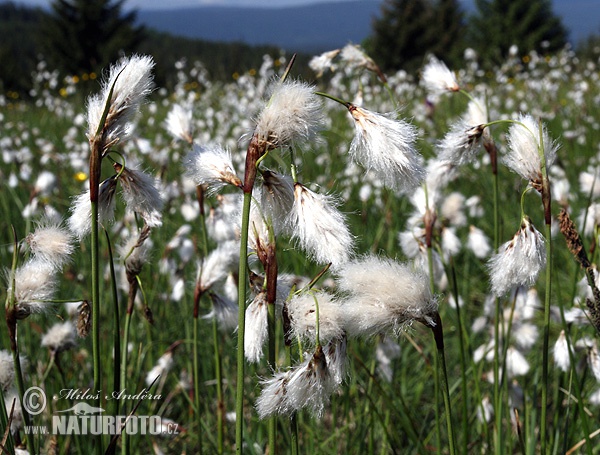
[137,0,599,53]
[137,1,381,53]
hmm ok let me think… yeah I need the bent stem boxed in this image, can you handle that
[429,312,456,455]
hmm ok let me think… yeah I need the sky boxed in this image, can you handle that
[10,0,369,8]
[9,0,590,12]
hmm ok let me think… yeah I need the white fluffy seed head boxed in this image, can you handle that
[204,291,238,331]
[467,225,492,259]
[340,44,371,68]
[488,217,546,296]
[119,232,152,276]
[0,350,19,392]
[87,54,155,144]
[196,241,239,292]
[323,336,348,385]
[185,143,242,194]
[348,105,424,193]
[285,346,337,417]
[287,291,346,344]
[34,171,57,196]
[5,388,24,432]
[375,338,401,383]
[256,371,293,419]
[7,259,58,315]
[505,347,530,377]
[256,345,340,419]
[505,113,558,185]
[68,177,118,239]
[260,170,295,234]
[309,49,340,77]
[579,168,600,199]
[117,166,163,228]
[553,330,571,373]
[477,396,494,424]
[164,103,193,143]
[437,120,486,166]
[41,321,77,353]
[255,79,324,150]
[207,194,241,243]
[288,183,354,269]
[441,192,467,227]
[588,343,600,382]
[421,55,460,97]
[145,351,174,386]
[465,98,489,128]
[245,292,269,364]
[26,220,74,269]
[578,203,600,237]
[245,193,275,254]
[336,255,438,336]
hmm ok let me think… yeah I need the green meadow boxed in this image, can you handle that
[2,46,600,454]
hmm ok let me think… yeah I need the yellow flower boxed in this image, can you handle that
[75,172,88,182]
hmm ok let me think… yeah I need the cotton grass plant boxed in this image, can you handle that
[2,42,600,455]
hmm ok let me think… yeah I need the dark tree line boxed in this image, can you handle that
[39,0,145,77]
[366,0,569,74]
[0,0,590,96]
[0,0,284,96]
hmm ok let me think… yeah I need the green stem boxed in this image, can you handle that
[236,190,253,455]
[40,352,56,384]
[448,257,469,453]
[12,329,35,454]
[485,138,502,455]
[557,322,593,454]
[430,313,456,455]
[105,229,121,420]
[2,226,18,454]
[540,220,552,454]
[90,199,102,455]
[193,314,204,454]
[193,278,205,453]
[422,183,439,454]
[0,385,14,455]
[195,184,209,454]
[382,81,398,111]
[539,119,552,455]
[212,310,224,454]
[267,298,277,454]
[314,91,351,108]
[120,309,133,455]
[458,89,478,106]
[286,345,299,455]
